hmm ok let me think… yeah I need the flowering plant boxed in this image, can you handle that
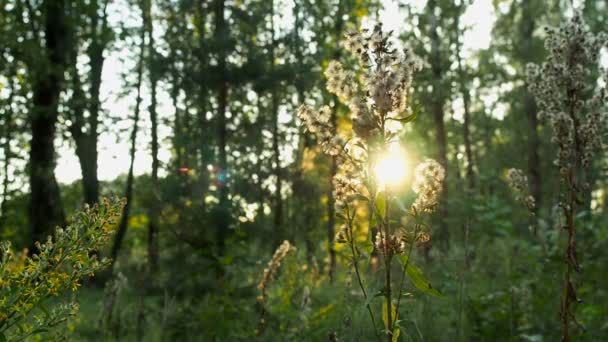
[299,24,444,341]
[0,198,124,341]
[526,12,607,341]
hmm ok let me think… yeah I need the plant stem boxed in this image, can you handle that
[346,206,382,342]
[384,190,392,341]
[392,224,418,329]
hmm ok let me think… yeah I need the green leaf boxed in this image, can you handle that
[354,194,369,202]
[375,191,386,218]
[0,332,6,342]
[392,327,401,342]
[382,300,398,329]
[391,111,417,123]
[404,263,442,297]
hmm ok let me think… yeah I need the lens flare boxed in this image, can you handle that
[374,145,408,188]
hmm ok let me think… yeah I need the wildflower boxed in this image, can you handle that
[507,168,528,193]
[297,24,431,339]
[525,12,607,339]
[0,198,124,341]
[335,224,349,243]
[507,168,536,212]
[374,232,406,256]
[527,11,607,174]
[333,175,360,210]
[411,159,445,213]
[257,240,296,294]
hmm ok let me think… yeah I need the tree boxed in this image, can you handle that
[453,1,475,191]
[144,0,160,272]
[67,0,112,207]
[213,0,230,255]
[28,0,69,246]
[410,0,451,252]
[111,3,146,263]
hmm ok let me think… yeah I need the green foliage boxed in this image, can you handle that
[1,0,608,341]
[0,198,124,341]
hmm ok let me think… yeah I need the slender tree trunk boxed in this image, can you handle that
[521,0,541,218]
[29,0,69,247]
[171,60,182,169]
[68,0,109,206]
[269,0,283,247]
[196,0,210,211]
[428,0,449,251]
[0,69,15,229]
[83,0,109,206]
[214,0,229,255]
[454,8,475,191]
[255,98,267,224]
[326,0,344,282]
[145,0,160,272]
[291,2,315,264]
[453,7,473,338]
[292,1,308,171]
[111,13,146,263]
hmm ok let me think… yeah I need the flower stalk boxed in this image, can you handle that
[299,24,445,340]
[526,12,607,341]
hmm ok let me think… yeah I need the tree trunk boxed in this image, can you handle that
[269,0,283,247]
[29,0,69,247]
[196,0,210,211]
[521,0,541,217]
[326,0,344,282]
[454,7,475,191]
[0,68,15,229]
[214,0,229,255]
[68,0,109,206]
[428,0,449,251]
[83,0,109,206]
[111,11,146,263]
[145,0,160,272]
[291,1,315,264]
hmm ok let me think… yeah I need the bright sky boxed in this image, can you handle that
[55,0,496,184]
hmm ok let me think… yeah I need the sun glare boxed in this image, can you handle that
[374,145,408,189]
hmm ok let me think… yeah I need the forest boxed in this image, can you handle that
[0,0,607,341]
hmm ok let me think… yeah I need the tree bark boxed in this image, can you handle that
[29,0,69,247]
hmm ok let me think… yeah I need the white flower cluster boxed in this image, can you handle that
[411,159,445,213]
[298,25,424,214]
[325,60,358,102]
[527,12,608,172]
[507,168,528,192]
[333,174,360,210]
[297,105,345,157]
[327,24,423,141]
[507,168,536,212]
[374,231,406,256]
